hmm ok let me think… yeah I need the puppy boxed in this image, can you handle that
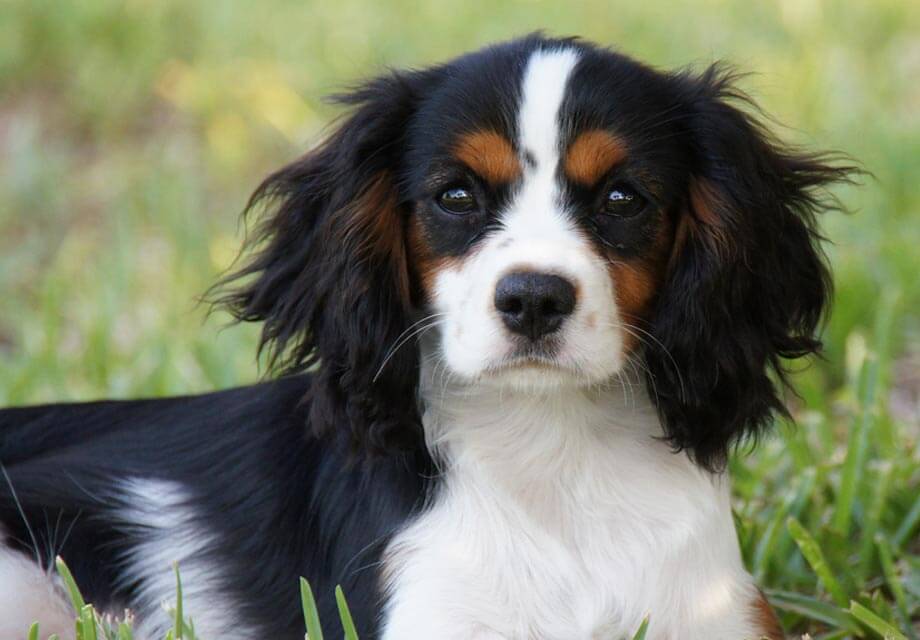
[0,34,852,639]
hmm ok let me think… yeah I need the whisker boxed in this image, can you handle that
[1,464,40,566]
[57,509,81,562]
[379,313,446,364]
[603,321,687,401]
[373,314,446,383]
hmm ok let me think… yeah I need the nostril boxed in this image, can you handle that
[540,297,559,317]
[542,291,575,317]
[496,294,523,315]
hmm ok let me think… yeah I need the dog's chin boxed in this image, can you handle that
[471,353,620,393]
[477,362,572,392]
[430,331,627,393]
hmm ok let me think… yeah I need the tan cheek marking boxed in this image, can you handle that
[564,129,627,186]
[608,216,674,353]
[453,130,521,185]
[750,591,784,640]
[609,260,657,352]
[406,214,455,304]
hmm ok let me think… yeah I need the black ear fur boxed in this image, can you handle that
[648,65,858,470]
[214,70,439,454]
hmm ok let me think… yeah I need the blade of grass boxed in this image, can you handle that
[765,590,862,634]
[787,516,849,607]
[753,467,817,580]
[774,464,827,576]
[27,622,39,640]
[174,563,183,640]
[876,535,918,640]
[857,462,893,582]
[335,585,359,640]
[833,356,879,536]
[300,578,324,640]
[849,601,907,640]
[80,604,98,640]
[892,493,920,550]
[834,293,896,535]
[630,616,650,640]
[56,555,86,611]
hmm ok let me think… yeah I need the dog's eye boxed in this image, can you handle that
[437,187,477,214]
[603,185,645,217]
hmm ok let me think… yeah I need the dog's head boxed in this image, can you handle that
[217,35,854,469]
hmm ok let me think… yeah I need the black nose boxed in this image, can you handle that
[494,271,576,340]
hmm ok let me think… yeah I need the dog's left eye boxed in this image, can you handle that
[437,187,477,214]
[603,185,645,217]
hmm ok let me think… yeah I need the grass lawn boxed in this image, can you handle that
[1,0,918,637]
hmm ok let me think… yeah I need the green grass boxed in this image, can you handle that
[31,559,650,640]
[1,0,918,638]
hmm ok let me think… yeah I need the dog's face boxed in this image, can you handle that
[405,47,687,389]
[217,36,851,468]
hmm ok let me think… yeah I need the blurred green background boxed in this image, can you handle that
[1,0,918,403]
[1,0,918,636]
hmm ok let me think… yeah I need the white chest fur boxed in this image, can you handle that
[380,374,763,640]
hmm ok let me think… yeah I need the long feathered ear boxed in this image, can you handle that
[647,66,859,470]
[214,70,439,453]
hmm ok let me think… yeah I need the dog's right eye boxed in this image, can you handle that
[437,187,477,214]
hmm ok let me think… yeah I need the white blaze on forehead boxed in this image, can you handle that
[505,48,580,241]
[518,48,579,168]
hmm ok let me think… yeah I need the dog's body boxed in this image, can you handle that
[1,375,763,640]
[0,376,429,639]
[1,35,851,639]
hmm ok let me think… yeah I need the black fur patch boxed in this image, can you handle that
[1,377,433,637]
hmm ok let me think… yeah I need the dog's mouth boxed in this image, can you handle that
[484,338,574,376]
[477,352,587,392]
[495,357,560,372]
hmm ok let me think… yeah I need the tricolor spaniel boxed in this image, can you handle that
[0,35,853,639]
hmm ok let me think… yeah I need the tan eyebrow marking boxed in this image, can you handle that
[452,130,522,185]
[564,129,627,186]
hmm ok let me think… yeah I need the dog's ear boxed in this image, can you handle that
[647,65,858,470]
[215,70,439,453]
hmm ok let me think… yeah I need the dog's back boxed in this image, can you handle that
[0,376,430,638]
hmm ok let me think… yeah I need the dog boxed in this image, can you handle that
[0,34,853,639]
